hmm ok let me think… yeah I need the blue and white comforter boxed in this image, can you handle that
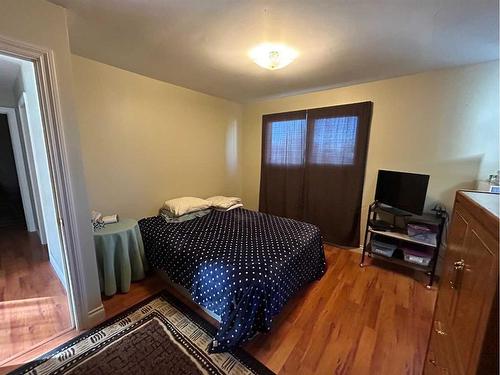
[138,208,326,352]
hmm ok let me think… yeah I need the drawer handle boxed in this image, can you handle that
[450,259,465,289]
[434,320,447,335]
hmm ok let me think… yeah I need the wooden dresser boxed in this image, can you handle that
[424,191,499,375]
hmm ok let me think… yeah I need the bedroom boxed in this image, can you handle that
[0,0,498,374]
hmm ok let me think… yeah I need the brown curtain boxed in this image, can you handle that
[259,102,373,247]
[259,110,307,221]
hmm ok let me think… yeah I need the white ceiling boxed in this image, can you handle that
[49,0,499,102]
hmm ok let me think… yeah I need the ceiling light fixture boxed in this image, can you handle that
[249,43,298,70]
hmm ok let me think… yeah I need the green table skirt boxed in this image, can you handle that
[94,218,148,296]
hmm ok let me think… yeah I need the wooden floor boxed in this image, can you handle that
[0,226,72,364]
[1,245,437,375]
[245,247,436,374]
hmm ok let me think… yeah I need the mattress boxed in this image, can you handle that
[139,208,326,352]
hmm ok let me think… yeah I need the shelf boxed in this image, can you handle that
[368,227,437,247]
[362,201,445,287]
[372,204,412,217]
[368,251,432,273]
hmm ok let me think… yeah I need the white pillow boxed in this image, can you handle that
[214,203,243,212]
[207,196,242,209]
[162,197,211,217]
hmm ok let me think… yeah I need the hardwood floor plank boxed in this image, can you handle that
[350,326,377,374]
[0,226,71,363]
[244,246,437,374]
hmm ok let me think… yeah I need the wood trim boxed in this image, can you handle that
[0,327,74,368]
[0,330,80,375]
[0,35,94,330]
[456,191,499,242]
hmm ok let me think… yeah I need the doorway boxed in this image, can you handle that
[0,54,72,363]
[0,113,25,227]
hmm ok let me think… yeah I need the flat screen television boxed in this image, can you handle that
[375,170,430,215]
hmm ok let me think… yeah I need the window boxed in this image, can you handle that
[263,113,359,167]
[266,119,306,166]
[309,116,358,166]
[260,102,373,247]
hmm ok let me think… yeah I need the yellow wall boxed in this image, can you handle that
[72,53,498,247]
[72,55,242,219]
[242,61,499,243]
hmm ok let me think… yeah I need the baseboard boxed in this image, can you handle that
[85,304,106,329]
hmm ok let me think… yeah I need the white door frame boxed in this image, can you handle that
[0,106,36,232]
[17,93,47,244]
[0,37,89,329]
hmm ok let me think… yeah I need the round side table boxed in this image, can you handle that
[93,218,148,296]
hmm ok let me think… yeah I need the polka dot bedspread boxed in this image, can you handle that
[138,208,326,352]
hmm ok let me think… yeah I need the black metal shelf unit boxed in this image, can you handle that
[360,201,446,288]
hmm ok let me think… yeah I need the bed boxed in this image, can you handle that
[138,208,326,352]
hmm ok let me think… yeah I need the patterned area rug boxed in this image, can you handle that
[10,291,274,375]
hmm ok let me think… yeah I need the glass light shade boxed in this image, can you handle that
[249,43,298,70]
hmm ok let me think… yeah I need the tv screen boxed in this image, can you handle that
[375,170,430,215]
